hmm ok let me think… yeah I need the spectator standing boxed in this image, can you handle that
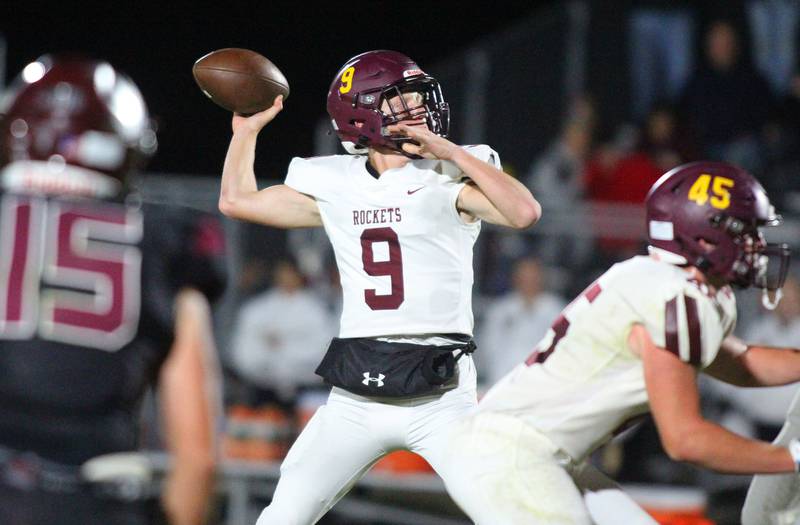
[230,259,334,406]
[678,19,775,174]
[476,257,565,387]
[525,98,594,270]
[627,1,696,120]
[747,0,799,97]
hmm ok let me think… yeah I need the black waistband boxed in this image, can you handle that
[355,333,475,351]
[316,335,474,398]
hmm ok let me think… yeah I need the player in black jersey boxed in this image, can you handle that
[0,55,226,524]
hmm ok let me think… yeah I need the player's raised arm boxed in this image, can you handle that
[218,96,322,228]
[388,122,541,229]
[632,324,797,474]
[452,149,540,229]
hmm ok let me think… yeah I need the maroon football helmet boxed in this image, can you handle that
[646,161,790,291]
[326,50,449,155]
[0,55,156,197]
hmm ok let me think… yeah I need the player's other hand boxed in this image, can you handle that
[387,121,459,161]
[231,95,283,134]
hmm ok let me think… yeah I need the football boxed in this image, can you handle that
[192,48,290,114]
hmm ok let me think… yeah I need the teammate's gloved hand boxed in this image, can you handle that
[231,95,283,134]
[386,121,459,161]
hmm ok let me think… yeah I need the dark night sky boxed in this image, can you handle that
[1,1,550,178]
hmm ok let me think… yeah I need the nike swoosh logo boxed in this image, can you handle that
[407,186,425,195]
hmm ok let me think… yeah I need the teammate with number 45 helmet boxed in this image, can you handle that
[647,161,789,306]
[0,55,226,525]
[216,49,541,524]
[442,162,800,525]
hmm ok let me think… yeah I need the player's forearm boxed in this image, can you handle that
[162,456,216,525]
[160,289,220,525]
[451,148,540,228]
[740,346,800,387]
[667,419,794,474]
[219,129,260,214]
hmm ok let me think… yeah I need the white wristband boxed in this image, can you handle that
[788,438,800,473]
[723,335,749,357]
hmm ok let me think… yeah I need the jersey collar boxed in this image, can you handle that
[647,245,688,265]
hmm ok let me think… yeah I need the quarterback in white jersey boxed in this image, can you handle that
[217,50,540,525]
[443,161,800,525]
[284,148,486,338]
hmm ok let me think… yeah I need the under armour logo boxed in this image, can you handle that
[362,372,386,387]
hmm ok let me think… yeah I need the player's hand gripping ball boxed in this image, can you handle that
[193,48,289,115]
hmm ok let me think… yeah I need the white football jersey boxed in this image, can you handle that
[285,145,500,338]
[477,255,737,462]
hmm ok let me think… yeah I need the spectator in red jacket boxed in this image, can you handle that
[585,104,691,260]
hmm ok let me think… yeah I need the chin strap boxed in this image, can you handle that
[762,287,783,311]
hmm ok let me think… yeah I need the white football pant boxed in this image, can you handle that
[742,388,800,525]
[443,412,657,525]
[255,356,477,525]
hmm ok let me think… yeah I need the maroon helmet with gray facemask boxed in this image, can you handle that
[326,50,449,155]
[646,161,790,293]
[0,55,156,198]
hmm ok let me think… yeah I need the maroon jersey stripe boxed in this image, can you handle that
[684,296,702,365]
[585,282,602,303]
[665,297,679,357]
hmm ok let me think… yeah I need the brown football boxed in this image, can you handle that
[192,48,290,114]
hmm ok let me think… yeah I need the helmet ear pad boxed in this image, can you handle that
[675,221,741,281]
[335,103,385,149]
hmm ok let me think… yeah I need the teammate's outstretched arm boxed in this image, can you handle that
[704,335,800,387]
[631,324,797,474]
[159,289,221,525]
[388,122,541,229]
[218,95,322,228]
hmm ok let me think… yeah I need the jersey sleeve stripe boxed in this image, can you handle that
[684,295,702,366]
[585,282,602,303]
[665,296,680,357]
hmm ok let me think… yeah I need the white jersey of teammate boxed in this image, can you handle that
[478,253,738,462]
[285,144,499,338]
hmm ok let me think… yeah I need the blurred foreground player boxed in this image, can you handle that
[218,50,540,524]
[0,56,226,525]
[443,161,800,525]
